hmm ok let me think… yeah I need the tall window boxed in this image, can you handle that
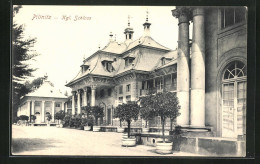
[124,57,135,67]
[126,95,131,102]
[100,89,105,98]
[126,84,131,92]
[221,7,246,29]
[119,86,123,94]
[118,97,123,103]
[108,88,112,96]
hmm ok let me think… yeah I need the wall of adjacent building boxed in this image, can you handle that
[205,8,247,136]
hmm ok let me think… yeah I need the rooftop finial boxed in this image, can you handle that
[146,8,149,22]
[98,44,100,50]
[128,15,133,27]
[44,73,48,81]
[114,34,117,41]
[109,32,113,41]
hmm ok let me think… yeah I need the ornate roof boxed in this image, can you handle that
[26,80,67,98]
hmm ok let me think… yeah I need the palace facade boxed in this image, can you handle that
[66,6,247,139]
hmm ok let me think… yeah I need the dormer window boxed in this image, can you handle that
[81,65,89,73]
[124,57,135,67]
[102,60,114,72]
[161,57,171,66]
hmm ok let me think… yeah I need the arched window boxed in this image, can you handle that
[35,112,40,114]
[223,61,246,80]
[46,112,50,115]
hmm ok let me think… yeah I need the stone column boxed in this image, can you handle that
[91,86,96,106]
[52,101,55,122]
[26,101,31,122]
[31,101,35,116]
[72,92,76,115]
[41,101,45,123]
[77,90,81,114]
[172,7,191,126]
[83,88,88,106]
[190,8,205,127]
[61,102,64,112]
[65,102,68,113]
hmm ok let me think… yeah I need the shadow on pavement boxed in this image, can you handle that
[12,138,60,154]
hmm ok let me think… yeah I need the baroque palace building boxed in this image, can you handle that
[66,6,247,139]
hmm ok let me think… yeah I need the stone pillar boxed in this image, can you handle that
[172,7,191,126]
[41,101,45,123]
[91,86,96,106]
[190,8,205,127]
[65,102,68,113]
[83,88,88,106]
[52,101,55,122]
[77,90,81,114]
[61,102,64,112]
[72,92,76,115]
[31,100,35,115]
[27,101,31,117]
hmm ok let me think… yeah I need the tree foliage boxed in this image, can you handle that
[54,110,65,124]
[12,5,40,120]
[139,91,181,142]
[90,106,104,126]
[114,101,140,138]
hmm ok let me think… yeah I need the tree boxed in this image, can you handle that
[46,114,52,124]
[113,107,123,127]
[139,95,156,128]
[139,91,180,142]
[54,110,65,124]
[12,5,40,120]
[114,101,140,138]
[90,106,104,126]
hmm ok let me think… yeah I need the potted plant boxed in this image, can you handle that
[140,91,180,154]
[91,106,104,132]
[19,115,29,126]
[139,99,155,134]
[82,116,94,131]
[82,106,92,131]
[114,101,140,147]
[113,108,124,133]
[54,110,65,128]
[46,114,52,126]
[30,115,36,124]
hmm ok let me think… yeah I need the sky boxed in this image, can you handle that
[13,5,187,95]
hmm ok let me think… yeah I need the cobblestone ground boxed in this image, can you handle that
[12,125,202,156]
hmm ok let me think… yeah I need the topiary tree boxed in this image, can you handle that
[113,107,123,127]
[30,115,36,123]
[54,110,65,124]
[140,91,180,142]
[63,114,71,127]
[46,114,52,124]
[139,95,156,128]
[90,106,104,126]
[114,101,140,138]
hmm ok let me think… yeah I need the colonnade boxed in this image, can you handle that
[172,7,205,127]
[71,85,96,115]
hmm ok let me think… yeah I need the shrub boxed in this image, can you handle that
[30,115,36,122]
[54,110,65,124]
[63,115,71,127]
[90,106,104,126]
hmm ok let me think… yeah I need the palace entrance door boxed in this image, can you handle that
[222,61,246,138]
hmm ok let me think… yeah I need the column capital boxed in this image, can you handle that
[42,100,45,103]
[172,7,192,24]
[83,87,88,92]
[91,85,97,90]
[71,91,77,96]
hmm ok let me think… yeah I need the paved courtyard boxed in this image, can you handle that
[12,125,202,156]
